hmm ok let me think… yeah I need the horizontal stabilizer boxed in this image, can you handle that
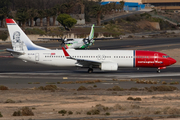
[6,48,25,55]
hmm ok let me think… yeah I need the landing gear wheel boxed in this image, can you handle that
[157,69,160,73]
[88,68,93,73]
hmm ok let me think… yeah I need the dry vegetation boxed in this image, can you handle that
[0,84,180,120]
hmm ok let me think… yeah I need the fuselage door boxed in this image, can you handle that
[154,53,158,63]
[35,53,39,61]
[97,55,101,60]
[102,55,105,60]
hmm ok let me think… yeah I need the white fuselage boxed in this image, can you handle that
[15,49,134,68]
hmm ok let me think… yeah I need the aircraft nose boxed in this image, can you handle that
[170,58,176,65]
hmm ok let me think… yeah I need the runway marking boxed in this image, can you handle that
[1,72,180,79]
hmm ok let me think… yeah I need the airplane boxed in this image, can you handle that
[38,24,95,49]
[6,19,176,73]
[38,25,118,49]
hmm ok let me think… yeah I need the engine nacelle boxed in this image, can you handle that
[101,62,118,71]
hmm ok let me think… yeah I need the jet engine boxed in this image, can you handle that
[101,62,118,71]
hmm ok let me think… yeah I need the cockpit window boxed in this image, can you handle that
[163,55,169,58]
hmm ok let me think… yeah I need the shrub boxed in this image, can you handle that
[87,111,91,115]
[105,112,110,115]
[154,111,161,114]
[131,105,140,109]
[127,97,141,101]
[147,86,178,91]
[134,97,142,101]
[169,82,179,85]
[0,85,8,90]
[5,99,15,103]
[162,81,167,84]
[127,97,134,100]
[0,112,3,117]
[93,85,97,87]
[87,109,100,115]
[12,110,21,116]
[77,86,87,91]
[113,104,123,110]
[37,85,58,91]
[13,107,34,116]
[68,111,73,115]
[107,86,124,91]
[95,104,109,111]
[58,109,67,116]
[129,87,138,91]
[21,107,34,116]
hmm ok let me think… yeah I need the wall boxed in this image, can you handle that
[142,0,180,3]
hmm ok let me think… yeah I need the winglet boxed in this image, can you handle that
[62,47,70,58]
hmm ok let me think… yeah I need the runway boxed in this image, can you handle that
[0,37,180,89]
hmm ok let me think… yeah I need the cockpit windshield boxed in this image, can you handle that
[163,55,169,58]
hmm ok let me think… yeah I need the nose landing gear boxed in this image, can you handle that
[88,68,93,73]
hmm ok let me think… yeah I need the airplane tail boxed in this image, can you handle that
[6,19,49,51]
[88,24,94,40]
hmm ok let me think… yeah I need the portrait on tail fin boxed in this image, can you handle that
[12,31,24,51]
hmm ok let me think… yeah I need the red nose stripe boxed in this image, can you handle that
[6,19,15,23]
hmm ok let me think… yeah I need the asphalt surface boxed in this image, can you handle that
[0,37,180,89]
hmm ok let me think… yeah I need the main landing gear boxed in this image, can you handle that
[157,69,160,73]
[88,68,93,73]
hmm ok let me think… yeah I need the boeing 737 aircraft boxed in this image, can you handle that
[6,19,176,73]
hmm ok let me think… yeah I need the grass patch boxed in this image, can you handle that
[5,99,15,103]
[28,82,40,84]
[37,85,58,91]
[87,109,100,115]
[77,86,87,91]
[145,85,178,91]
[127,97,142,101]
[68,111,73,115]
[129,87,139,91]
[46,82,56,84]
[0,85,8,90]
[107,86,124,91]
[13,107,34,116]
[105,112,110,115]
[169,81,179,85]
[136,80,158,84]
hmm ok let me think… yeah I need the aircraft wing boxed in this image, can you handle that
[93,37,120,40]
[38,38,74,41]
[62,47,101,67]
[6,48,25,55]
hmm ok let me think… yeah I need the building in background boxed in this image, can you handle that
[142,0,180,10]
[101,0,180,10]
[101,1,145,11]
